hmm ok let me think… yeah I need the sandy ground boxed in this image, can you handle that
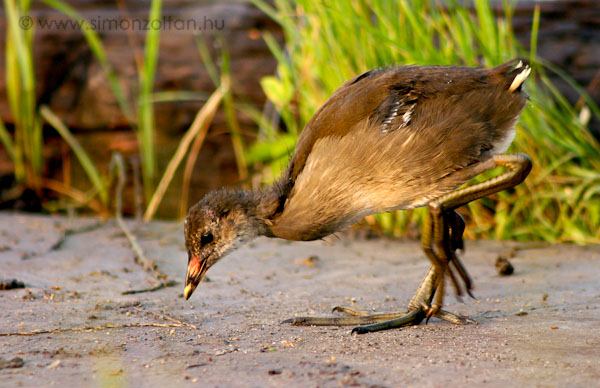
[0,212,599,388]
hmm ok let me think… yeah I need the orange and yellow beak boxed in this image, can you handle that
[184,255,207,300]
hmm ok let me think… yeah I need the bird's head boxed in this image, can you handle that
[183,188,266,300]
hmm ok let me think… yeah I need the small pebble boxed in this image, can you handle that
[0,279,25,290]
[495,257,514,275]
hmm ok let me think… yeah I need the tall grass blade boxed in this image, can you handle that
[196,37,248,183]
[0,118,16,163]
[144,82,227,221]
[42,0,135,123]
[251,0,600,243]
[138,0,163,200]
[5,0,38,186]
[40,106,108,205]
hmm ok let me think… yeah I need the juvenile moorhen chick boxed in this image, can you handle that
[184,58,532,334]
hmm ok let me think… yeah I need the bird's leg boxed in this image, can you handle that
[415,153,532,322]
[283,154,531,333]
[282,270,437,329]
[282,218,467,332]
[282,266,450,331]
[418,202,471,324]
[282,269,445,329]
[281,210,453,330]
[443,209,474,299]
[436,154,532,215]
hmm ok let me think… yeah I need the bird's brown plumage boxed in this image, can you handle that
[266,59,530,241]
[183,58,532,302]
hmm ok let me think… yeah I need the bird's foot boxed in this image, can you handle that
[423,304,474,325]
[282,305,475,334]
[425,304,441,323]
[283,307,427,333]
[282,306,420,327]
[282,304,473,334]
[349,306,474,334]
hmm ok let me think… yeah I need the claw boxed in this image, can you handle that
[331,306,371,316]
[466,289,476,299]
[351,326,369,335]
[425,304,441,324]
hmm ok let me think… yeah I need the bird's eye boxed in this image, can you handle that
[200,232,214,245]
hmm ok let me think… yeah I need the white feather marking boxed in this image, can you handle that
[399,105,414,128]
[495,126,517,153]
[382,102,403,133]
[509,66,531,92]
[383,102,415,133]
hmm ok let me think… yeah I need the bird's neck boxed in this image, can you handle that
[227,186,282,239]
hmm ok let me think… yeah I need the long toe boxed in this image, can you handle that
[351,308,426,334]
[436,309,475,325]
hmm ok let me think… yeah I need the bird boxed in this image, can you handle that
[183,58,532,334]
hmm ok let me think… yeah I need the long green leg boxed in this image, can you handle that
[444,209,475,298]
[284,267,437,328]
[283,153,531,333]
[417,153,532,322]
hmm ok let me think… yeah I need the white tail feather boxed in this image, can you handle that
[509,66,531,92]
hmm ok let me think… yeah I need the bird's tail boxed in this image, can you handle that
[492,58,531,93]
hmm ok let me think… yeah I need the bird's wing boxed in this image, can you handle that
[265,60,528,220]
[286,67,420,183]
[286,59,528,182]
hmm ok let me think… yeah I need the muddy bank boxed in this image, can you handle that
[1,213,598,387]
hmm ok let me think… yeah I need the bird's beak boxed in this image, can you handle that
[184,255,207,300]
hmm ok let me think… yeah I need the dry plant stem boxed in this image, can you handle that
[121,279,177,295]
[49,220,105,252]
[575,68,600,110]
[61,141,71,188]
[130,156,144,225]
[179,96,217,218]
[40,106,107,205]
[116,0,143,75]
[109,153,168,292]
[132,306,199,329]
[222,74,248,184]
[144,83,227,221]
[0,322,194,337]
[0,296,200,337]
[110,154,156,275]
[41,179,104,213]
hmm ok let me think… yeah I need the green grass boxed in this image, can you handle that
[46,0,248,218]
[40,106,107,203]
[3,0,598,238]
[138,0,162,200]
[2,0,224,217]
[44,1,246,219]
[44,0,163,202]
[250,0,600,243]
[3,0,40,188]
[2,0,107,206]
